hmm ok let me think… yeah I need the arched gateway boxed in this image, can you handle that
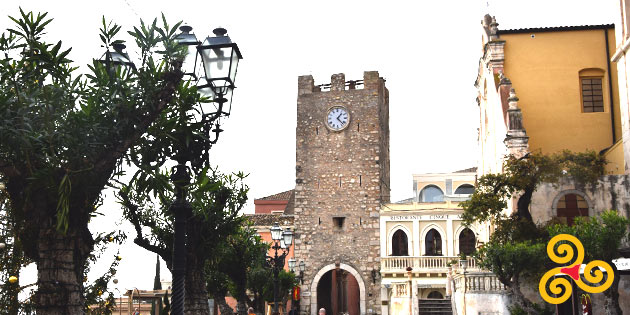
[310,263,366,315]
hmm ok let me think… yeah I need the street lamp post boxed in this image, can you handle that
[169,26,242,315]
[266,222,294,315]
[97,25,242,315]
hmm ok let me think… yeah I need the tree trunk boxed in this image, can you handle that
[604,268,622,315]
[34,227,90,315]
[516,187,534,222]
[214,291,235,315]
[185,268,210,315]
[508,278,539,314]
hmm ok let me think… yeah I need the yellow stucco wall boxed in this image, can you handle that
[502,28,621,154]
[604,139,625,174]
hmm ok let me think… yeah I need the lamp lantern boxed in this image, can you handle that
[175,25,201,78]
[282,228,293,247]
[288,258,296,272]
[270,222,282,241]
[197,28,242,116]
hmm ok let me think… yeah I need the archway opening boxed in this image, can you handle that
[459,228,476,255]
[427,291,443,299]
[425,229,442,256]
[391,230,409,256]
[316,269,360,315]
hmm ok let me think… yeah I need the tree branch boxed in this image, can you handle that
[93,68,183,175]
[118,189,170,265]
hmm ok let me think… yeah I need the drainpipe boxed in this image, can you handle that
[605,28,617,144]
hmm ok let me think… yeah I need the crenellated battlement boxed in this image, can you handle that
[297,71,384,95]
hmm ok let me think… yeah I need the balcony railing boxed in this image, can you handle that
[453,272,507,292]
[381,256,477,273]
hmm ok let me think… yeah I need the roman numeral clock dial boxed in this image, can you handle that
[326,106,350,131]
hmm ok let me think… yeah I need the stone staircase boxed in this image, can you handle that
[418,298,452,315]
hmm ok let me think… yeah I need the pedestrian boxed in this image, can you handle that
[318,308,326,315]
[133,307,140,315]
[248,307,256,315]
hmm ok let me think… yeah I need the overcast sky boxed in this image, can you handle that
[1,0,618,297]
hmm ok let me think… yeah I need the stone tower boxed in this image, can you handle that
[293,71,390,315]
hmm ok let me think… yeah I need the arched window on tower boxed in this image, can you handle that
[391,230,409,256]
[425,229,442,256]
[454,184,475,195]
[556,193,589,226]
[459,228,476,255]
[419,185,444,202]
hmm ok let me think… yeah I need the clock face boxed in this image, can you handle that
[326,106,350,131]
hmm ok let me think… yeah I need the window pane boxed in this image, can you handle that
[582,79,592,84]
[420,186,444,202]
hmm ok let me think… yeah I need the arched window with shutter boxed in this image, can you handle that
[459,228,476,255]
[425,229,442,256]
[391,230,409,256]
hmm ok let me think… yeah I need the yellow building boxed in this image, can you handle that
[476,15,624,175]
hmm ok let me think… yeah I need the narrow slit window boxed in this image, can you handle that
[581,78,604,113]
[359,175,362,187]
[316,127,319,135]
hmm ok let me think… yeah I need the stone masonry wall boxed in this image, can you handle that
[293,71,390,315]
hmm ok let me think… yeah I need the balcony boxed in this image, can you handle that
[381,256,478,273]
[453,272,507,292]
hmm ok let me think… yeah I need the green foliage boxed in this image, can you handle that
[548,210,630,263]
[83,230,126,314]
[461,151,605,225]
[0,8,193,311]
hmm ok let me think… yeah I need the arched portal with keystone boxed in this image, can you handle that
[310,263,366,315]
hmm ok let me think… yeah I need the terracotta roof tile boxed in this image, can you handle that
[257,189,294,201]
[245,214,295,227]
[498,24,613,35]
[454,167,477,173]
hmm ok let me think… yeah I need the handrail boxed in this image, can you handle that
[381,256,478,271]
[452,272,507,292]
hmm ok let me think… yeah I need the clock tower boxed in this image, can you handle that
[293,71,390,315]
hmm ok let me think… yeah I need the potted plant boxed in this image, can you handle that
[459,252,468,271]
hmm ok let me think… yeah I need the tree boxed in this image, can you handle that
[0,9,191,313]
[119,169,248,315]
[461,151,605,314]
[548,211,630,315]
[217,226,270,315]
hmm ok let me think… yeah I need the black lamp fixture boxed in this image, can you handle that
[96,24,242,315]
[289,258,306,284]
[267,222,294,315]
[169,26,242,315]
[98,42,136,74]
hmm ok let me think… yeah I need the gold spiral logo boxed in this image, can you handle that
[539,234,614,304]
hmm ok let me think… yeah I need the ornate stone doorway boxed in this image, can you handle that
[310,264,366,315]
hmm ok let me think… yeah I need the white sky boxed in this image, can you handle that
[1,0,618,298]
